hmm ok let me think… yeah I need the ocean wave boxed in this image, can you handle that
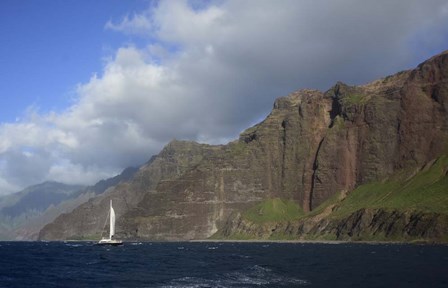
[64,243,83,247]
[159,265,309,287]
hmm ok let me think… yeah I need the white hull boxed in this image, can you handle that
[97,238,123,246]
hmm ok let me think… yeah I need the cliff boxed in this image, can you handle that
[215,155,448,242]
[39,50,448,242]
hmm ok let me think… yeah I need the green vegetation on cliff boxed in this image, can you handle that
[340,93,369,106]
[243,198,304,223]
[332,155,448,218]
[221,155,448,242]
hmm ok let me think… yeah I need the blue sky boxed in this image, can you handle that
[0,0,149,122]
[0,0,447,194]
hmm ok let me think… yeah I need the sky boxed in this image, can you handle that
[0,0,447,195]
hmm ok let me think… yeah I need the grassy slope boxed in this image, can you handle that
[330,155,448,218]
[243,198,305,223]
[226,155,448,240]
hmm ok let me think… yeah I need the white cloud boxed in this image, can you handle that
[105,12,154,36]
[0,177,20,196]
[1,0,448,194]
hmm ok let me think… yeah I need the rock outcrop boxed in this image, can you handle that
[39,50,448,242]
[217,197,448,242]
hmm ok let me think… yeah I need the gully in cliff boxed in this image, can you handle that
[97,200,123,246]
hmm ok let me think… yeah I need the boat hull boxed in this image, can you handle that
[97,239,123,246]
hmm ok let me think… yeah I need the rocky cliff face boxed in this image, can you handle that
[217,207,448,242]
[39,51,448,242]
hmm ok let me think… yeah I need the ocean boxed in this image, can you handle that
[0,241,446,287]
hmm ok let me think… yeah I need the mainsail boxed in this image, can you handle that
[109,200,115,239]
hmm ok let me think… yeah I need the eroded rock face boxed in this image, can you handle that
[39,51,448,241]
[219,208,448,242]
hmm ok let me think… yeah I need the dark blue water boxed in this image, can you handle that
[0,241,447,287]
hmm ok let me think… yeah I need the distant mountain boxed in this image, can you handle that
[0,182,84,218]
[90,166,139,195]
[40,51,448,243]
[0,166,139,240]
[0,182,84,240]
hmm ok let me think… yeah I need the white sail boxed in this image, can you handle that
[97,199,122,245]
[109,200,115,239]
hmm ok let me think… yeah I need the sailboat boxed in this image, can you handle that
[97,200,123,246]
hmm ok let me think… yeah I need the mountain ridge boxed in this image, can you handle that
[0,166,139,240]
[39,50,448,242]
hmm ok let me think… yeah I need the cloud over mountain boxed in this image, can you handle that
[1,0,448,194]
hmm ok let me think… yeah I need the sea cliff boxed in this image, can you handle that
[39,51,448,242]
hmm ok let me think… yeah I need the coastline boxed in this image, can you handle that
[189,239,400,245]
[2,238,445,245]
